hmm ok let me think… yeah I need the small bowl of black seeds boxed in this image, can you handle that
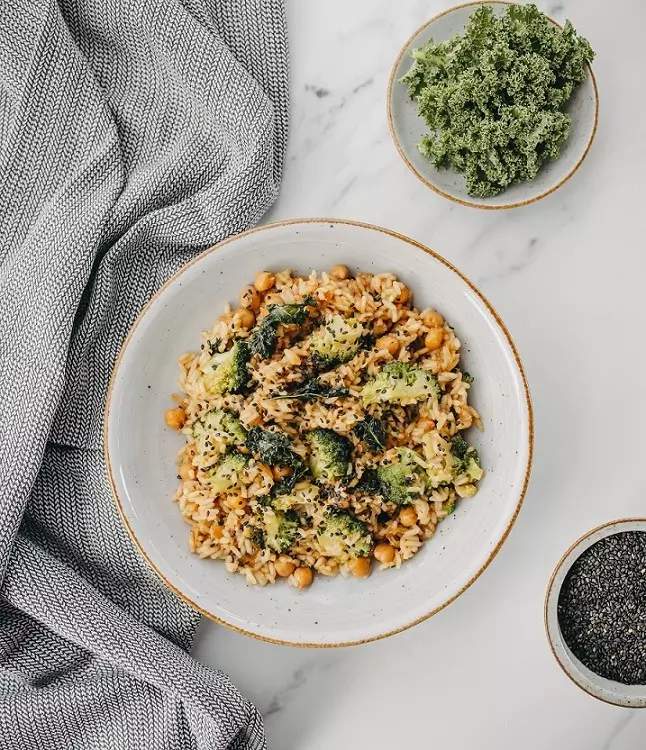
[545,519,646,707]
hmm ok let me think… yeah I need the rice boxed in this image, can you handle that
[167,268,483,589]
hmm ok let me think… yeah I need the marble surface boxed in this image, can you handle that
[193,1,646,747]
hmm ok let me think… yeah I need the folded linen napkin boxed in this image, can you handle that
[0,0,289,747]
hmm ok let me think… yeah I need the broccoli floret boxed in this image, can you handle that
[451,434,483,481]
[306,428,353,483]
[193,409,247,452]
[375,448,426,505]
[203,451,247,494]
[353,416,386,453]
[246,426,309,494]
[202,340,250,394]
[442,499,456,516]
[310,314,365,369]
[261,507,300,553]
[249,297,316,359]
[317,507,373,558]
[361,362,440,405]
[270,483,320,512]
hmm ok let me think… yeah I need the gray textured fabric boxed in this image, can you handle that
[0,0,289,747]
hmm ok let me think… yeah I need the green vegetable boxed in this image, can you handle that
[202,340,250,394]
[306,428,353,483]
[246,426,309,494]
[203,451,248,493]
[310,314,364,369]
[193,409,247,452]
[375,447,427,505]
[317,507,373,558]
[361,362,440,405]
[442,499,456,516]
[451,434,483,481]
[270,483,321,512]
[261,507,301,553]
[249,298,316,359]
[272,379,349,401]
[354,468,384,496]
[401,3,595,197]
[353,416,386,453]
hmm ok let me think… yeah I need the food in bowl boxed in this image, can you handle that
[165,266,483,589]
[400,3,595,198]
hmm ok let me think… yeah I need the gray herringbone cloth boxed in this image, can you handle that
[0,0,289,747]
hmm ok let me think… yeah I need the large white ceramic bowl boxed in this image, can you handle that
[387,1,599,210]
[105,219,533,646]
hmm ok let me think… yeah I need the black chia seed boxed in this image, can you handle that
[557,531,646,685]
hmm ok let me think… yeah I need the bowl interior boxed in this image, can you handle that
[388,1,598,209]
[545,519,646,707]
[106,219,531,645]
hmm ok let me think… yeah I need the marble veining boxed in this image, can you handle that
[192,1,646,747]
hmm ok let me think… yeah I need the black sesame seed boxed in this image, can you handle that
[557,531,646,685]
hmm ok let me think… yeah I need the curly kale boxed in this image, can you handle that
[271,379,349,402]
[248,297,316,359]
[401,3,595,197]
[353,416,386,453]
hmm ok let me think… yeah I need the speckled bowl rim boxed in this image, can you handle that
[386,0,600,210]
[545,518,646,707]
[104,217,534,647]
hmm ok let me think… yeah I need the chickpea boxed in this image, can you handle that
[329,264,350,280]
[236,307,256,328]
[254,271,276,292]
[293,566,313,589]
[397,286,410,303]
[239,284,261,310]
[178,462,193,481]
[375,335,400,356]
[227,492,247,511]
[417,418,434,433]
[165,407,185,430]
[272,464,293,480]
[399,506,418,527]
[275,558,296,577]
[373,543,396,564]
[348,557,371,578]
[425,329,444,351]
[422,309,444,328]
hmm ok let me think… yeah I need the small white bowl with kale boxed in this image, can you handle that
[105,218,533,646]
[388,1,598,209]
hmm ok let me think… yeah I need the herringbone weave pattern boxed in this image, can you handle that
[0,0,289,747]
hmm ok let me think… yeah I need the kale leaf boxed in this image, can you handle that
[271,379,349,402]
[248,297,316,359]
[246,426,309,495]
[353,416,386,453]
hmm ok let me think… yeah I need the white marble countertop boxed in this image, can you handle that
[193,1,646,747]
